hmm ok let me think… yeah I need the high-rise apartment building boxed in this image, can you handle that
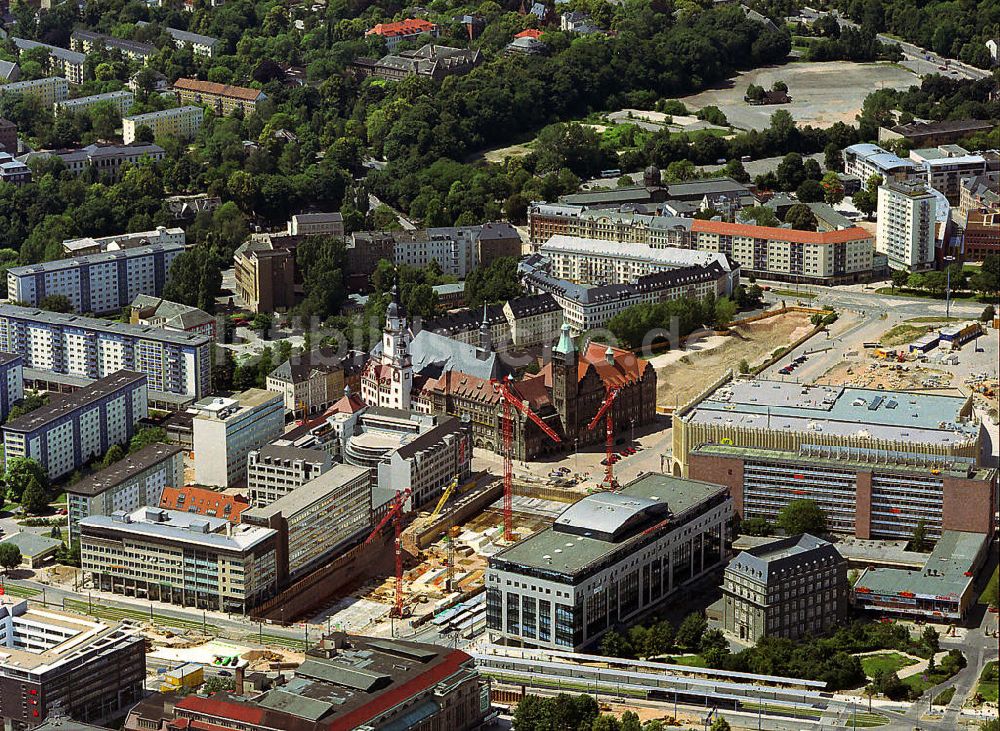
[0,352,23,424]
[0,304,212,399]
[0,76,69,105]
[7,242,185,314]
[122,105,203,143]
[54,89,134,117]
[247,444,331,507]
[2,371,147,480]
[876,180,937,272]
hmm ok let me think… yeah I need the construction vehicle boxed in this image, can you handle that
[587,387,621,490]
[492,375,562,541]
[364,487,413,618]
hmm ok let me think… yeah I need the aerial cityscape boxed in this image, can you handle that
[0,0,995,729]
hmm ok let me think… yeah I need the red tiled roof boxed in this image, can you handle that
[691,218,873,244]
[422,370,501,404]
[173,77,263,102]
[366,18,437,38]
[175,696,267,727]
[514,28,543,39]
[579,341,649,388]
[324,392,366,415]
[159,486,250,523]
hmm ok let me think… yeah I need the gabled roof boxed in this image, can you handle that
[366,18,437,37]
[173,77,264,102]
[690,218,873,245]
[159,486,250,523]
[325,389,367,415]
[579,341,650,388]
[514,28,543,39]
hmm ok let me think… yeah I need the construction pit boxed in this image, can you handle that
[338,484,572,637]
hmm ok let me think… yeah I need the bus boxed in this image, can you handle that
[600,169,622,178]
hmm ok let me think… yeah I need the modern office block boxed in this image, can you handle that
[7,242,185,314]
[0,598,145,727]
[486,474,734,651]
[65,442,183,542]
[80,507,278,612]
[122,105,203,143]
[243,463,370,584]
[0,304,212,399]
[2,370,147,480]
[246,444,331,507]
[193,390,284,487]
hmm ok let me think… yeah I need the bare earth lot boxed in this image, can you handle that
[655,311,814,409]
[672,61,918,131]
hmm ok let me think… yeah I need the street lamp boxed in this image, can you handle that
[944,255,955,320]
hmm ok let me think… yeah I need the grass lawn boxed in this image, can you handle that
[903,316,965,324]
[874,287,983,302]
[850,712,889,728]
[978,661,998,703]
[902,666,957,695]
[770,288,817,299]
[932,686,956,705]
[741,702,823,719]
[979,566,998,606]
[669,654,708,667]
[881,324,932,347]
[861,652,919,679]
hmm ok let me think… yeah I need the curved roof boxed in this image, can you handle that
[554,491,667,542]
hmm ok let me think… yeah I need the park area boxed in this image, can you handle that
[653,310,816,409]
[670,60,917,130]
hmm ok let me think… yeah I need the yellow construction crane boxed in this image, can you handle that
[429,475,460,522]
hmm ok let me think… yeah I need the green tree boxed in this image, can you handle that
[21,475,49,515]
[466,257,523,308]
[39,294,74,313]
[777,499,827,535]
[820,171,845,204]
[162,247,223,314]
[675,612,707,649]
[739,206,779,227]
[890,269,909,292]
[0,543,22,573]
[130,427,167,454]
[621,711,641,731]
[3,457,47,502]
[741,516,772,536]
[981,305,995,322]
[202,675,235,694]
[696,106,728,126]
[599,629,632,658]
[737,359,751,375]
[100,444,126,469]
[710,717,732,731]
[911,519,928,552]
[252,312,273,334]
[922,625,940,653]
[646,620,674,656]
[5,391,49,424]
[785,203,818,231]
[796,179,825,203]
[533,122,608,178]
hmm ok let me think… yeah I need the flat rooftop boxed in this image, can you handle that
[854,530,988,600]
[684,379,980,448]
[7,242,184,277]
[243,464,368,519]
[194,389,280,421]
[80,506,274,552]
[67,443,183,497]
[3,371,145,433]
[541,235,733,270]
[492,474,727,577]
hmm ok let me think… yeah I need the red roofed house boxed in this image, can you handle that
[159,485,251,523]
[366,19,440,51]
[514,28,543,39]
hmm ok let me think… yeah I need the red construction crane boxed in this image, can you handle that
[587,387,621,490]
[493,376,562,542]
[364,487,412,618]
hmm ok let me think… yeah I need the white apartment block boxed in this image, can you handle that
[193,390,285,487]
[690,219,877,284]
[540,235,735,285]
[80,507,278,612]
[843,143,918,184]
[122,105,203,143]
[0,352,23,424]
[288,212,344,237]
[2,371,147,480]
[247,444,331,507]
[0,304,212,399]
[11,38,86,85]
[876,180,936,272]
[0,76,69,106]
[54,90,134,117]
[7,242,185,314]
[64,225,184,255]
[65,443,184,542]
[243,463,370,583]
[135,22,220,56]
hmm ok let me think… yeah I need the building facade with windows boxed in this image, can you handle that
[0,598,145,728]
[122,105,203,143]
[193,390,285,487]
[173,78,266,116]
[242,463,370,584]
[265,348,346,417]
[2,370,147,480]
[722,534,848,643]
[80,507,278,612]
[65,442,184,542]
[0,76,69,106]
[876,180,937,272]
[7,242,185,314]
[54,89,134,117]
[365,18,440,50]
[0,304,212,399]
[843,143,918,184]
[486,474,734,651]
[247,444,331,507]
[11,37,86,84]
[70,30,156,61]
[0,352,24,424]
[64,225,184,256]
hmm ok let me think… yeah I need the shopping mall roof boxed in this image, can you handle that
[684,379,979,447]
